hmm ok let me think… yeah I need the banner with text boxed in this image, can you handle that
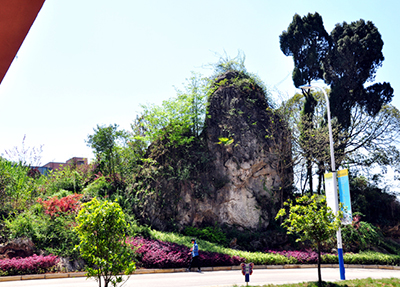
[338,169,352,225]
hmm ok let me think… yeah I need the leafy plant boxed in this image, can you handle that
[74,198,135,287]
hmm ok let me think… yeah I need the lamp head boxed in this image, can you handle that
[299,84,313,91]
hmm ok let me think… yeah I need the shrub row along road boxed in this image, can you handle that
[2,268,400,287]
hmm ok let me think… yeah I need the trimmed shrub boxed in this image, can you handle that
[0,254,58,276]
[267,250,326,264]
[183,226,228,246]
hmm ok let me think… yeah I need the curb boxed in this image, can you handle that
[1,264,400,282]
[0,272,86,282]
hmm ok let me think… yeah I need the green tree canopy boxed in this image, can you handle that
[86,124,127,177]
[276,194,342,285]
[134,72,208,149]
[280,12,330,88]
[324,19,394,130]
[74,198,135,287]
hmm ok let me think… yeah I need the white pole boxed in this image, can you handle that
[300,84,345,280]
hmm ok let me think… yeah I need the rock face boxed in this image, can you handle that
[134,71,292,231]
[57,257,85,272]
[0,238,35,259]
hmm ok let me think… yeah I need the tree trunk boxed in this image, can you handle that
[307,159,313,194]
[317,242,322,287]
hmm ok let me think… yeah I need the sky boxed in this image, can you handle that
[0,0,399,168]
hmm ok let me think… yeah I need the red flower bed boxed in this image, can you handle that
[0,254,59,276]
[128,237,244,269]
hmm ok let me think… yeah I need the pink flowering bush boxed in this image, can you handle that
[128,237,244,268]
[0,254,59,276]
[267,250,330,264]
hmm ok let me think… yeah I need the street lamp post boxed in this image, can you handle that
[300,84,345,280]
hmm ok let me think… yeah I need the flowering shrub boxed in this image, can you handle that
[267,250,330,264]
[128,237,244,268]
[0,254,59,276]
[6,194,83,259]
[37,194,83,218]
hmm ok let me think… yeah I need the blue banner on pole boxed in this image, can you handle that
[338,169,352,225]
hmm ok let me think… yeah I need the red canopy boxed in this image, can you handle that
[0,0,45,84]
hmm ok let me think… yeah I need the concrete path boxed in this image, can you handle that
[1,267,400,287]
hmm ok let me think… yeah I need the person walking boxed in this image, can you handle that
[187,238,201,272]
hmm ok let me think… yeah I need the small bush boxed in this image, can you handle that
[341,214,384,252]
[0,254,58,276]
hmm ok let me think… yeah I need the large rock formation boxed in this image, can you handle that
[133,70,292,231]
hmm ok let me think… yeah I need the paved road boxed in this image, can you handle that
[2,268,400,287]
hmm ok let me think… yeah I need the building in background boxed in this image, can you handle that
[32,157,88,175]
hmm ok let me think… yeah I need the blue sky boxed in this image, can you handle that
[0,0,399,166]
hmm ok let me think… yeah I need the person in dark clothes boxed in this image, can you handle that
[187,238,201,272]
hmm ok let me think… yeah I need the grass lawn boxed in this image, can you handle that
[234,277,400,286]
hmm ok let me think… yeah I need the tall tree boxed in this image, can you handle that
[282,91,341,194]
[341,104,400,174]
[280,14,395,193]
[280,12,330,193]
[324,19,394,131]
[87,124,127,177]
[175,72,208,137]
